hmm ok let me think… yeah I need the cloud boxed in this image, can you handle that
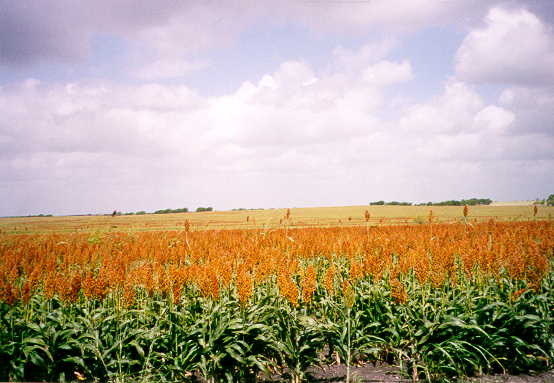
[0,80,206,161]
[455,6,554,85]
[0,0,496,69]
[2,36,553,216]
[398,82,484,135]
[0,1,92,64]
[472,105,515,134]
[498,86,554,135]
[362,60,413,86]
[132,58,209,80]
[333,39,398,71]
[287,0,494,34]
[0,0,255,75]
[201,56,417,149]
[2,2,554,215]
[392,80,553,166]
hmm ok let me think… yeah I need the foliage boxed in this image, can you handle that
[421,198,493,206]
[371,199,493,206]
[0,270,553,382]
[369,201,413,206]
[232,208,265,211]
[154,207,189,214]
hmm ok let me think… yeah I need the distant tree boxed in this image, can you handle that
[427,198,492,207]
[112,210,117,217]
[196,207,213,212]
[461,198,492,206]
[547,194,554,206]
[154,207,188,214]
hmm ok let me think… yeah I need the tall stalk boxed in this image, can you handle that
[344,281,355,383]
[346,306,351,383]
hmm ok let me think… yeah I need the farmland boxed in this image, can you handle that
[1,204,553,234]
[1,206,554,382]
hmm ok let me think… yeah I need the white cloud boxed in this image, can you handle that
[3,2,554,215]
[455,7,554,85]
[362,60,413,86]
[2,25,554,215]
[2,57,552,216]
[288,0,493,34]
[399,82,484,134]
[392,81,551,166]
[472,105,515,134]
[498,86,554,134]
[1,0,496,70]
[132,58,209,80]
[499,86,554,109]
[332,39,398,71]
[0,81,207,160]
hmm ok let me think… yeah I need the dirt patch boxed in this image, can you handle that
[463,370,554,383]
[260,363,554,382]
[305,362,408,382]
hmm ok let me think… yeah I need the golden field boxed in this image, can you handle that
[1,204,553,234]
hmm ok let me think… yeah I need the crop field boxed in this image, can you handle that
[1,207,554,382]
[1,204,553,234]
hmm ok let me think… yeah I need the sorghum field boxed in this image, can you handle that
[1,208,554,382]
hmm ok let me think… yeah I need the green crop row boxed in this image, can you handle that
[1,266,553,383]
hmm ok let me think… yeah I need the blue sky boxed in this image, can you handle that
[1,0,553,215]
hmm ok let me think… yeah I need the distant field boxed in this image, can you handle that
[1,204,552,234]
[490,200,537,206]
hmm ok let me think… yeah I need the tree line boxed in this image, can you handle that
[110,207,213,216]
[369,198,493,206]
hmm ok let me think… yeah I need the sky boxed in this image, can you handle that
[1,0,553,216]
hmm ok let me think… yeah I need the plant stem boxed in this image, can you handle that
[346,306,351,383]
